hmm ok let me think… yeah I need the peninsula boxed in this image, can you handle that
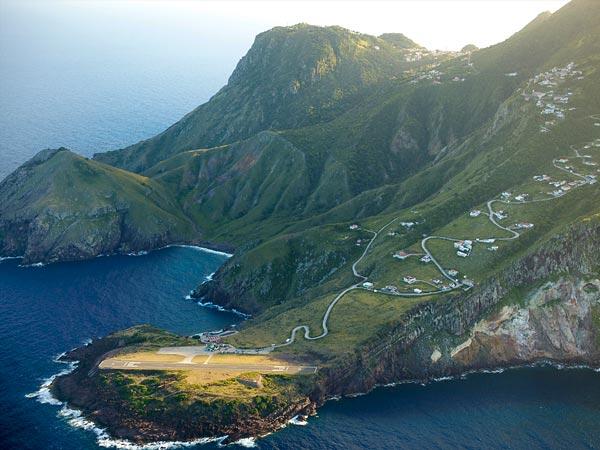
[2,0,600,445]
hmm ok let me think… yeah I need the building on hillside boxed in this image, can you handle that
[447,269,459,277]
[393,251,410,260]
[403,276,417,284]
[382,285,399,294]
[469,210,481,217]
[420,255,432,263]
[349,224,359,230]
[362,282,374,289]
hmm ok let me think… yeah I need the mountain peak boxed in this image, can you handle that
[378,32,421,49]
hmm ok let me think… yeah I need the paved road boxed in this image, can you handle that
[268,112,600,349]
[99,359,317,374]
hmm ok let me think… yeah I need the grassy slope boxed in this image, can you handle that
[222,13,600,356]
[0,149,196,262]
[95,24,435,173]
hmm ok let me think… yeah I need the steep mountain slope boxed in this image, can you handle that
[0,149,196,263]
[10,0,600,444]
[95,24,430,173]
[194,0,600,315]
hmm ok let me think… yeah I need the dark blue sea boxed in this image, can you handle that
[1,250,600,450]
[2,1,600,449]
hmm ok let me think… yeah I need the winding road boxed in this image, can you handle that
[268,113,600,349]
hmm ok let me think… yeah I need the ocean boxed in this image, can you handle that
[1,250,600,449]
[1,1,600,449]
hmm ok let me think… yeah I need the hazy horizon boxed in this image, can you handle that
[0,0,571,178]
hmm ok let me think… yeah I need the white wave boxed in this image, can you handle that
[167,244,233,258]
[27,357,228,449]
[345,392,366,398]
[61,405,227,449]
[432,376,454,382]
[230,437,256,448]
[205,272,215,282]
[19,261,45,267]
[0,255,23,262]
[288,415,308,426]
[196,300,251,318]
[25,361,78,405]
[127,250,148,256]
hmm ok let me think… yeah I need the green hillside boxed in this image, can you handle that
[1,0,599,358]
[95,24,435,173]
[0,149,196,263]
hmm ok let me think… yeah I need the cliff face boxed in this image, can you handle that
[317,219,600,397]
[449,278,600,366]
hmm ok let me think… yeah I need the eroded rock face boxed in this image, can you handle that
[450,278,600,367]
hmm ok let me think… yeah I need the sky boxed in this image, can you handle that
[196,0,571,50]
[2,1,571,52]
[0,0,573,176]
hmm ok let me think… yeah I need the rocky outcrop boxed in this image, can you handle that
[450,277,600,367]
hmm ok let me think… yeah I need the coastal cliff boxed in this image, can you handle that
[50,218,600,445]
[317,218,600,397]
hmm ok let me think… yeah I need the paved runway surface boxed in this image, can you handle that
[99,358,317,374]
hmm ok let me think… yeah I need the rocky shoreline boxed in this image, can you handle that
[49,327,317,445]
[45,219,600,446]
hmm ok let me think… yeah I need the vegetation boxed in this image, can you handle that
[25,0,600,442]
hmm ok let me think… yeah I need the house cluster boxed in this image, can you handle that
[404,48,429,62]
[533,174,550,182]
[520,62,581,132]
[454,239,473,257]
[412,68,443,84]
